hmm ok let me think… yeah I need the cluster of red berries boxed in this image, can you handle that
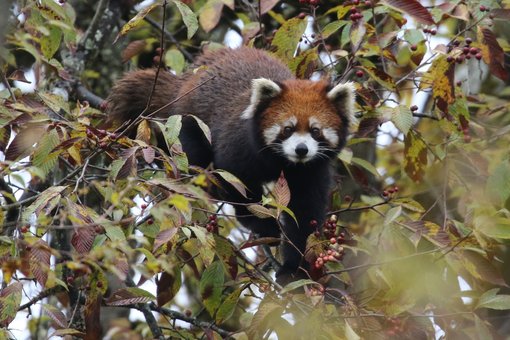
[314,247,344,269]
[309,285,325,296]
[382,186,399,198]
[86,127,118,150]
[447,38,482,63]
[423,27,437,35]
[479,5,490,12]
[386,317,405,336]
[349,6,363,22]
[298,0,319,7]
[205,214,218,233]
[322,214,338,239]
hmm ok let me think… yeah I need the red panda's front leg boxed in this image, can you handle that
[276,164,332,284]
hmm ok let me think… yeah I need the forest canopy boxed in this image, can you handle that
[1,0,510,339]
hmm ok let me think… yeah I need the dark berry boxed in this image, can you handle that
[185,309,192,317]
[462,47,470,54]
[147,218,154,225]
[66,276,75,285]
[355,70,364,77]
[456,55,465,63]
[297,12,307,19]
[352,0,359,4]
[465,37,472,45]
[310,219,318,228]
[469,47,478,55]
[475,53,482,60]
[141,204,147,210]
[453,40,460,46]
[479,5,487,12]
[489,13,495,19]
[410,105,418,112]
[430,29,437,35]
[393,186,399,192]
[365,0,372,7]
[423,28,430,34]
[350,6,358,13]
[456,80,462,86]
[382,191,389,197]
[20,225,29,233]
[446,56,454,63]
[309,0,319,5]
[344,195,352,202]
[410,44,417,51]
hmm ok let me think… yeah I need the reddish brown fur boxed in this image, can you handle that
[261,80,342,133]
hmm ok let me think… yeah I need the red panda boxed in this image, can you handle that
[106,47,355,283]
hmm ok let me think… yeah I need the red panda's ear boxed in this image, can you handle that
[241,78,282,119]
[327,82,356,123]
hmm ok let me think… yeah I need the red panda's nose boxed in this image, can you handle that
[295,143,308,157]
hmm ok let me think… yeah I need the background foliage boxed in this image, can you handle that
[1,0,510,338]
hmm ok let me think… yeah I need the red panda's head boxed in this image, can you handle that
[242,78,355,164]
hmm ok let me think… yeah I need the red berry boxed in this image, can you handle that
[465,54,471,60]
[185,309,192,317]
[330,237,337,244]
[297,12,307,19]
[141,204,147,210]
[462,47,470,54]
[393,186,399,192]
[352,0,359,4]
[355,70,364,77]
[382,191,389,197]
[208,214,217,221]
[147,218,154,225]
[310,219,318,228]
[309,0,319,5]
[410,44,417,51]
[430,29,437,35]
[469,47,478,55]
[387,188,395,194]
[456,55,465,63]
[314,231,320,237]
[350,6,358,13]
[456,80,462,86]
[410,105,418,112]
[479,5,487,12]
[349,13,357,21]
[453,40,460,46]
[365,0,372,7]
[475,53,482,60]
[446,56,454,63]
[66,276,75,285]
[465,37,472,45]
[423,28,430,34]
[20,225,29,233]
[344,195,352,202]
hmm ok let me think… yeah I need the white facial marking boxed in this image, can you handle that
[241,78,281,120]
[322,127,339,146]
[327,81,356,123]
[263,124,281,144]
[281,132,319,163]
[286,116,298,126]
[309,117,320,128]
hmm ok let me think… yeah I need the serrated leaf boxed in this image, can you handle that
[39,91,70,114]
[136,119,151,144]
[67,200,97,254]
[32,128,61,178]
[216,287,243,324]
[115,3,159,43]
[44,304,67,329]
[273,172,290,207]
[174,0,199,39]
[30,240,51,286]
[21,186,67,224]
[157,268,182,306]
[247,204,275,219]
[392,198,425,213]
[381,0,434,25]
[271,18,307,62]
[0,282,22,327]
[280,279,316,294]
[163,115,182,147]
[199,261,224,316]
[110,147,138,180]
[105,287,155,306]
[153,227,179,251]
[392,106,413,135]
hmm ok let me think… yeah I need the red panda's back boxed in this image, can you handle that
[174,47,294,125]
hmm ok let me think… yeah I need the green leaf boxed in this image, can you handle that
[164,115,183,147]
[104,224,126,242]
[384,206,402,225]
[486,161,510,206]
[271,18,307,62]
[21,186,67,224]
[0,282,23,327]
[164,49,186,75]
[32,128,61,179]
[392,198,425,213]
[115,3,159,43]
[381,0,434,25]
[174,0,199,39]
[216,287,243,324]
[199,0,224,33]
[321,20,348,39]
[476,294,510,310]
[350,157,380,177]
[199,261,225,316]
[391,106,413,135]
[40,25,62,60]
[474,315,493,340]
[280,279,317,294]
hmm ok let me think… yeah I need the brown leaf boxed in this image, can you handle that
[477,27,508,81]
[8,70,31,83]
[142,147,155,164]
[121,40,147,63]
[260,0,279,14]
[5,124,47,161]
[381,0,435,25]
[199,0,224,33]
[403,131,427,182]
[44,304,68,329]
[136,119,151,144]
[153,227,179,252]
[105,287,155,306]
[157,269,181,306]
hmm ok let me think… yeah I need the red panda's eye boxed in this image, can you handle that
[283,126,294,138]
[311,127,321,139]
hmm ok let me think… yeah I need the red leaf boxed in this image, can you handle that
[381,0,435,25]
[30,240,51,286]
[157,269,181,306]
[121,40,147,63]
[0,282,23,327]
[5,124,47,161]
[274,172,290,207]
[71,226,96,254]
[153,227,179,252]
[44,304,68,329]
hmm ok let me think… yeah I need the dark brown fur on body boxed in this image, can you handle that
[106,47,354,283]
